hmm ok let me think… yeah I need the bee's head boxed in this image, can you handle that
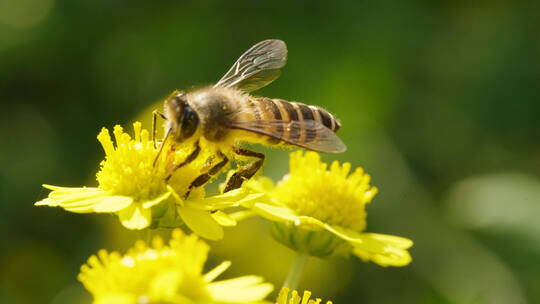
[164,92,200,141]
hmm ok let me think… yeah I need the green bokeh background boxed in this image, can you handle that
[1,0,539,303]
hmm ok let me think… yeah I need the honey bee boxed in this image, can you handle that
[153,39,346,196]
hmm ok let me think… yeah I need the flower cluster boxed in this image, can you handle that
[79,229,273,304]
[36,122,260,240]
[276,288,333,304]
[36,121,413,303]
[244,151,412,266]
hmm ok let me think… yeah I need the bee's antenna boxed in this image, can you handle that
[153,128,172,167]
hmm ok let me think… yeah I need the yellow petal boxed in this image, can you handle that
[37,185,133,214]
[245,176,275,193]
[203,261,231,283]
[177,206,224,240]
[186,189,249,210]
[119,204,151,230]
[36,196,109,214]
[351,232,413,267]
[252,203,328,232]
[294,215,328,230]
[227,210,256,221]
[210,211,237,227]
[42,184,101,192]
[167,185,184,207]
[142,192,171,209]
[207,276,273,302]
[323,224,364,245]
[95,294,135,304]
[93,196,133,212]
[63,200,109,213]
[49,188,106,203]
[236,193,268,208]
[364,232,413,248]
[34,198,57,207]
[205,187,246,203]
[252,203,299,222]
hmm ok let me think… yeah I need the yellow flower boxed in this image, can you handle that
[36,122,261,239]
[244,151,413,266]
[276,288,332,304]
[79,229,273,304]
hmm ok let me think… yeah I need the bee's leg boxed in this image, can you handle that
[152,110,166,149]
[185,152,229,199]
[165,140,201,182]
[223,147,265,193]
[152,127,172,168]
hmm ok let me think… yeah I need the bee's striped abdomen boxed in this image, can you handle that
[289,102,341,143]
[273,99,300,143]
[311,106,341,132]
[291,102,316,142]
[243,97,341,147]
[245,97,283,144]
[263,98,283,144]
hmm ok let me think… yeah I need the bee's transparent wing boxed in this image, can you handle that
[214,40,287,93]
[227,119,346,153]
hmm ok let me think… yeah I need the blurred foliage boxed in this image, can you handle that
[1,0,539,303]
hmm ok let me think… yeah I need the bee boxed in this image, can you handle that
[153,39,346,196]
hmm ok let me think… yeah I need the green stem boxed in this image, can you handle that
[282,251,309,291]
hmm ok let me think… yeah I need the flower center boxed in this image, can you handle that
[78,230,213,302]
[272,152,377,232]
[96,122,208,202]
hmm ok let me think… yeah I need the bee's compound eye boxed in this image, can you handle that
[181,105,199,139]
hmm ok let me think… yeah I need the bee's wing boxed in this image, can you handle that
[227,120,346,153]
[214,40,287,93]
